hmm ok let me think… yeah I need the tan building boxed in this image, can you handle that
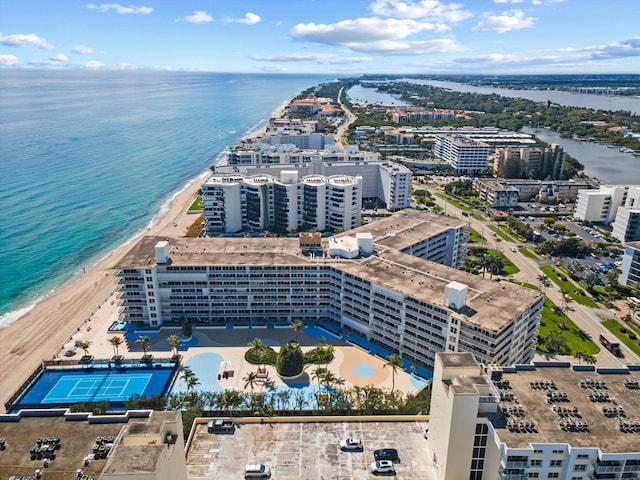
[428,352,640,480]
[115,210,543,372]
[0,410,187,480]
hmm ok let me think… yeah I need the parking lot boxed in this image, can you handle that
[187,418,434,480]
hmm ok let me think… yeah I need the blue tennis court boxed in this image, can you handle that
[15,365,176,410]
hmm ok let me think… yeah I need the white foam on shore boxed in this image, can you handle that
[0,106,277,330]
[0,303,36,329]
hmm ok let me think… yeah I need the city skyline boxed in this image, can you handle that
[0,0,639,74]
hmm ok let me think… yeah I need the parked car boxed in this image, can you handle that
[244,464,271,479]
[339,438,363,450]
[374,448,399,461]
[370,460,395,474]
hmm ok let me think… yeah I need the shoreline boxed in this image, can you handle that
[0,102,285,413]
[0,166,208,410]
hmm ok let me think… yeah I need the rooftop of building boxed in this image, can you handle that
[0,410,180,480]
[115,210,541,333]
[487,365,640,453]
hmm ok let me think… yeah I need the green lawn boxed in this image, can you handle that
[487,225,516,243]
[435,193,469,211]
[468,228,485,243]
[539,265,598,308]
[486,249,520,275]
[602,319,640,356]
[519,247,538,259]
[188,196,203,211]
[537,297,600,355]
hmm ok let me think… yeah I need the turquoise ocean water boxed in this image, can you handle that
[0,70,333,325]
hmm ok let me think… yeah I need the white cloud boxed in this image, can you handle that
[472,9,535,33]
[49,54,69,63]
[80,60,107,68]
[71,45,97,55]
[493,0,523,3]
[183,11,213,24]
[351,38,465,55]
[0,33,54,50]
[250,52,372,64]
[237,12,261,25]
[86,3,153,14]
[291,17,439,45]
[369,0,473,23]
[0,54,21,66]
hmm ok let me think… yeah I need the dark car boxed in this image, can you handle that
[374,448,398,461]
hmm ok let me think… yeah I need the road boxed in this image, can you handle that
[425,183,639,366]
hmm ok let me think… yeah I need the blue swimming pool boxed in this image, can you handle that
[14,364,177,410]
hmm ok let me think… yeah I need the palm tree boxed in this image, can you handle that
[108,336,123,359]
[537,274,551,293]
[78,341,92,358]
[291,319,305,342]
[183,368,200,393]
[573,351,588,364]
[311,367,328,391]
[168,334,183,358]
[136,335,151,359]
[248,338,265,357]
[383,354,404,393]
[627,300,638,323]
[243,371,260,395]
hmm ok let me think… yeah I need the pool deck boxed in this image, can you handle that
[57,292,427,399]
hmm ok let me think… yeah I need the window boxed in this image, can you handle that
[530,460,541,467]
[548,473,559,479]
[550,460,563,467]
[574,465,586,472]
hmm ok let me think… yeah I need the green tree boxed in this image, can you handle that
[291,319,305,342]
[136,335,151,358]
[276,341,304,377]
[108,336,123,359]
[243,371,260,395]
[384,354,404,393]
[168,334,183,358]
[78,341,92,358]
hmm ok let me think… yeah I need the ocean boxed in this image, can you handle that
[0,70,333,325]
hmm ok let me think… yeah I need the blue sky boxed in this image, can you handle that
[1,0,639,74]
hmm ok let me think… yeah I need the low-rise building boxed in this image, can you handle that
[574,185,632,224]
[428,352,640,480]
[0,410,186,480]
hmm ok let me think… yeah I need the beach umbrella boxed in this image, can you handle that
[64,342,76,352]
[220,360,233,372]
[72,333,84,344]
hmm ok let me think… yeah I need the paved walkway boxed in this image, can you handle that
[60,299,427,399]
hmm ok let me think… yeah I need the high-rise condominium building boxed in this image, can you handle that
[434,134,493,174]
[115,210,543,371]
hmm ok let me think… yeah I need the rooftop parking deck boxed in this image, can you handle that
[187,416,434,480]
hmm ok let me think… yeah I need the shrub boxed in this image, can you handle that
[276,341,304,377]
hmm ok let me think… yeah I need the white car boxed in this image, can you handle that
[339,438,363,450]
[244,464,271,479]
[370,460,395,474]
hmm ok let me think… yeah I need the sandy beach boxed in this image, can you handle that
[0,168,211,413]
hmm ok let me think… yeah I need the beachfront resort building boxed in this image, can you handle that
[428,352,640,480]
[204,159,413,233]
[226,143,380,166]
[201,170,363,234]
[434,134,493,174]
[115,210,544,371]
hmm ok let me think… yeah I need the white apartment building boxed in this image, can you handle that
[473,178,597,207]
[612,187,640,243]
[574,185,632,224]
[434,134,493,173]
[115,211,544,371]
[226,143,380,165]
[619,241,640,288]
[428,352,640,480]
[217,158,413,213]
[201,171,362,234]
